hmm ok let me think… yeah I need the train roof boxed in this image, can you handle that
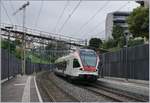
[55,53,74,63]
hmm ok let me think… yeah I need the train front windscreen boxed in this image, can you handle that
[80,50,97,67]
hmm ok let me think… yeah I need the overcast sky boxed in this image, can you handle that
[1,0,140,41]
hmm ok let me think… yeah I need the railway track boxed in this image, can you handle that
[83,82,148,102]
[40,81,56,102]
[37,72,148,102]
[37,72,79,102]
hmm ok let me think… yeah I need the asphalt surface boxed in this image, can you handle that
[98,78,149,97]
[1,75,40,102]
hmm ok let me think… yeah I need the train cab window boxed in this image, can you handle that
[73,59,80,68]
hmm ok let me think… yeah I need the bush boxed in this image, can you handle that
[128,38,144,47]
[1,39,16,53]
[102,39,117,49]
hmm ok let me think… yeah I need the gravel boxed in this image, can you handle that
[49,72,113,102]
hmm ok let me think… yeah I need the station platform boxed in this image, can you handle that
[1,75,42,102]
[98,77,149,97]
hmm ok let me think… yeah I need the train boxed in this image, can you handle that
[54,49,100,81]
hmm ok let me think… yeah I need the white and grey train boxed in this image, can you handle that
[54,49,100,81]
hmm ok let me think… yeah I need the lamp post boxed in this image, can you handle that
[13,1,30,75]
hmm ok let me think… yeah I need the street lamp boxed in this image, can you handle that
[13,1,30,75]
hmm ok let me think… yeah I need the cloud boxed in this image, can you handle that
[1,1,139,41]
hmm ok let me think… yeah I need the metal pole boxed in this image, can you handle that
[13,1,29,75]
[8,29,10,80]
[124,32,128,81]
[22,8,26,75]
[5,26,13,79]
[40,33,42,71]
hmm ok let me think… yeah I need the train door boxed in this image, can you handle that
[66,58,74,76]
[62,61,67,74]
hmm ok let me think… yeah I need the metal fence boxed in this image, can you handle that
[1,49,21,79]
[2,44,149,80]
[25,60,55,74]
[100,44,149,80]
[1,49,54,80]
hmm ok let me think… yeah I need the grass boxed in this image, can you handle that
[26,52,50,64]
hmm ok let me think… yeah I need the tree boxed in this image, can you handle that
[128,37,144,47]
[127,7,149,39]
[89,38,102,49]
[45,42,69,63]
[112,25,124,39]
[112,24,126,48]
[1,39,16,53]
[102,39,117,49]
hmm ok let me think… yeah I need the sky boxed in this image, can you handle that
[1,0,140,41]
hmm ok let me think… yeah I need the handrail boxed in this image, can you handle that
[0,23,85,41]
[0,23,86,46]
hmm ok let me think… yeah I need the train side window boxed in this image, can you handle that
[56,61,67,70]
[73,59,80,68]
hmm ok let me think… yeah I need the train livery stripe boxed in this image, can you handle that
[83,66,96,72]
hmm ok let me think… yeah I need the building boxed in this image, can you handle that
[136,0,149,8]
[105,11,130,40]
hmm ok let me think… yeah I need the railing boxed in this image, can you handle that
[0,23,86,46]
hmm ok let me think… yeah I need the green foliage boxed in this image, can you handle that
[15,47,22,59]
[1,39,16,53]
[89,38,102,49]
[101,7,148,51]
[14,39,22,46]
[128,37,144,47]
[127,7,149,39]
[102,39,117,49]
[117,36,126,48]
[111,24,126,48]
[112,25,124,39]
[45,42,69,62]
[26,51,50,64]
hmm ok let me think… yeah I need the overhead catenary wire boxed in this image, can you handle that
[83,19,105,36]
[85,1,130,35]
[58,0,82,33]
[115,1,130,12]
[75,1,110,35]
[53,0,69,33]
[1,1,13,25]
[34,0,44,27]
[88,1,130,39]
[9,0,19,24]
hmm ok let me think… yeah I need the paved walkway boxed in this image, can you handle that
[1,75,42,102]
[98,77,149,97]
